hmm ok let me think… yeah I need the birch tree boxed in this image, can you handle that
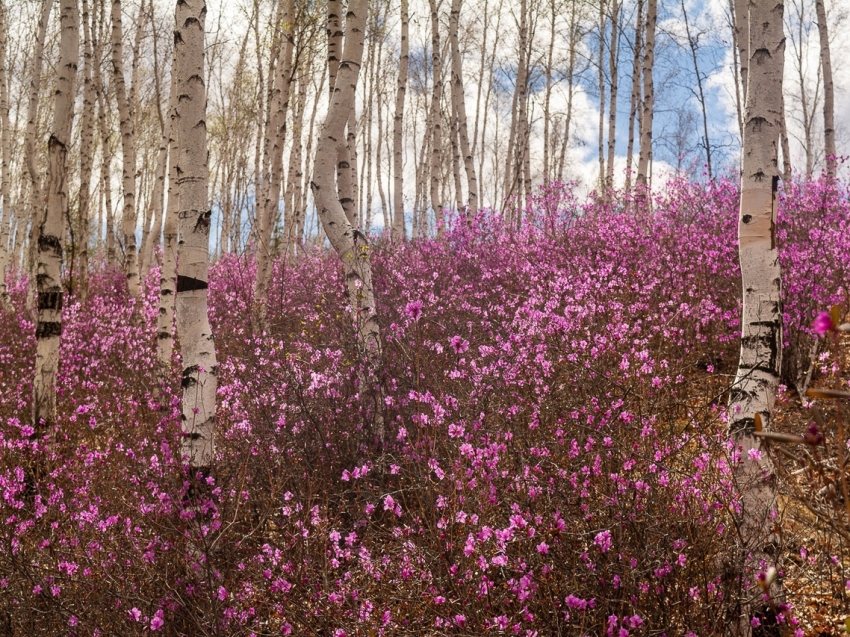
[111,0,140,298]
[174,0,217,469]
[311,0,383,433]
[728,0,786,630]
[814,0,836,177]
[636,0,657,190]
[449,0,478,221]
[0,0,11,310]
[33,0,79,441]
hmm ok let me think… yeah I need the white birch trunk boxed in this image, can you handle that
[33,0,79,441]
[392,0,409,240]
[814,0,836,177]
[174,0,217,469]
[77,0,96,302]
[449,0,478,221]
[0,0,11,310]
[312,0,383,434]
[728,0,786,631]
[625,0,643,196]
[254,0,295,324]
[111,0,140,298]
[427,0,443,235]
[157,50,179,368]
[636,0,656,189]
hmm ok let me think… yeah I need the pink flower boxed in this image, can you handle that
[450,335,469,354]
[812,311,835,336]
[150,610,164,631]
[404,300,423,321]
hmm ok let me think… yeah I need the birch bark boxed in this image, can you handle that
[174,0,217,469]
[111,0,140,298]
[392,0,409,240]
[312,0,383,434]
[728,0,786,631]
[814,0,836,177]
[428,0,444,235]
[33,0,79,441]
[0,0,11,310]
[449,0,478,221]
[636,0,656,190]
[625,0,643,195]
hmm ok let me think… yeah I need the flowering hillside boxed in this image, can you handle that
[0,177,848,635]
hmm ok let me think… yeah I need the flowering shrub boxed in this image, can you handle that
[0,177,847,634]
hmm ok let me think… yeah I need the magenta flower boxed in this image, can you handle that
[812,311,835,336]
[404,300,423,322]
[450,335,469,354]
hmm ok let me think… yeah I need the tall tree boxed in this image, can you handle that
[174,0,217,469]
[636,0,656,190]
[449,0,477,221]
[427,0,444,234]
[814,0,835,177]
[728,0,786,631]
[33,0,79,442]
[0,0,11,310]
[311,0,383,434]
[111,0,141,298]
[76,0,96,301]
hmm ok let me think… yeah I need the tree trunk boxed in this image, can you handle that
[254,0,296,326]
[814,0,836,177]
[33,0,79,442]
[728,0,744,143]
[606,0,620,190]
[141,0,168,285]
[174,0,217,469]
[636,0,656,191]
[312,0,383,435]
[24,0,53,307]
[428,0,443,235]
[597,0,607,188]
[625,0,643,195]
[111,0,140,298]
[157,49,179,368]
[449,0,478,222]
[0,0,11,310]
[392,0,409,240]
[76,0,96,302]
[729,0,786,631]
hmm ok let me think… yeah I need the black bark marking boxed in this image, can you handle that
[36,321,62,338]
[729,416,756,436]
[742,214,752,224]
[38,233,62,256]
[38,291,63,311]
[176,275,208,292]
[181,364,199,388]
[157,330,172,340]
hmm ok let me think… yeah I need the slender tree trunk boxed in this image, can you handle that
[780,95,792,188]
[24,0,53,306]
[625,0,643,195]
[312,0,383,435]
[597,0,607,187]
[392,0,409,240]
[254,0,295,325]
[33,0,79,442]
[543,0,555,183]
[374,18,388,231]
[76,0,96,302]
[606,0,620,190]
[449,0,478,222]
[111,0,140,298]
[729,0,785,632]
[157,49,179,368]
[636,0,656,190]
[0,1,11,310]
[814,0,836,177]
[735,0,748,107]
[428,0,444,235]
[141,0,168,285]
[174,0,217,470]
[558,0,580,183]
